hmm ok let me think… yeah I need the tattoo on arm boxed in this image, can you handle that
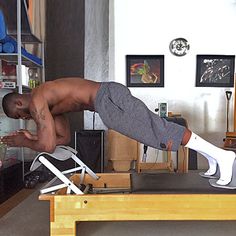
[31,106,47,129]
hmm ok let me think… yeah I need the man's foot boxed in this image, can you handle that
[204,158,218,176]
[209,158,236,189]
[216,151,235,185]
[199,163,220,179]
[199,155,218,178]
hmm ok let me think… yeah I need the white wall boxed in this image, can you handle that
[111,0,236,168]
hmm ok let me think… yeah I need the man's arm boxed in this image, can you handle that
[2,88,58,152]
[54,114,71,145]
[1,106,57,152]
[1,84,71,152]
[1,114,71,151]
[27,92,57,152]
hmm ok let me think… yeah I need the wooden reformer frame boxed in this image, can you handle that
[39,173,236,236]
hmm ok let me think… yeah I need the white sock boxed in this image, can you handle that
[198,151,217,176]
[185,132,235,185]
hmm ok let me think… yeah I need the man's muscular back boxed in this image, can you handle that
[31,78,101,116]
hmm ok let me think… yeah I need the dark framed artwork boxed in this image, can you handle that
[126,55,164,87]
[196,55,235,87]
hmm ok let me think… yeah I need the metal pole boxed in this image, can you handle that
[17,0,22,94]
[17,0,25,181]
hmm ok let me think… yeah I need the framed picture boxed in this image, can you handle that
[196,55,235,87]
[126,55,164,87]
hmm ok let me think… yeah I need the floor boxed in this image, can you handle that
[0,187,36,218]
[0,187,50,236]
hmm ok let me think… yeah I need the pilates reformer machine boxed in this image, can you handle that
[33,145,236,236]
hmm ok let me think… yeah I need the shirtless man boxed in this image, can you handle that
[1,78,100,153]
[1,77,235,186]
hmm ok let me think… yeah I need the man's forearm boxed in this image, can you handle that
[19,138,55,153]
[2,132,69,153]
[23,137,69,152]
[1,134,56,153]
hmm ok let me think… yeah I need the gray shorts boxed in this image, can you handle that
[94,82,185,151]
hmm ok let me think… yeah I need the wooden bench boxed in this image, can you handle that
[39,172,236,236]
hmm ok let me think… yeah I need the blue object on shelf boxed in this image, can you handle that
[0,43,2,53]
[1,35,42,65]
[3,42,15,53]
[0,10,6,40]
[0,0,41,43]
[1,35,17,51]
[0,7,42,66]
[21,47,42,65]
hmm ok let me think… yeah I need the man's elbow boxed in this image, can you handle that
[44,145,56,154]
[37,136,71,153]
[38,142,56,153]
[57,135,71,146]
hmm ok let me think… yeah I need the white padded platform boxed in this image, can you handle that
[209,159,236,189]
[30,145,99,194]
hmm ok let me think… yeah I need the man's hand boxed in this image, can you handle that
[16,129,38,141]
[1,132,27,147]
[1,130,37,147]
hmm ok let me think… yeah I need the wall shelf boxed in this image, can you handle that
[0,0,41,43]
[0,53,43,68]
[0,0,45,187]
